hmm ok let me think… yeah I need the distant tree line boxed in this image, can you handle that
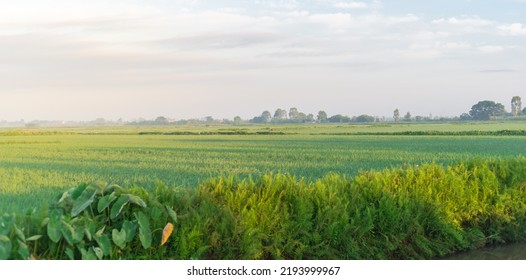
[249,108,379,124]
[124,96,525,126]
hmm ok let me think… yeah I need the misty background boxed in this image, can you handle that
[0,0,525,122]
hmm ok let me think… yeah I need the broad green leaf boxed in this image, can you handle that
[47,209,63,243]
[85,220,96,241]
[65,247,75,260]
[0,235,12,260]
[110,196,130,220]
[97,193,117,213]
[56,190,70,205]
[71,188,97,217]
[136,212,152,249]
[26,235,42,242]
[93,247,103,260]
[112,229,127,249]
[17,239,29,260]
[96,226,106,237]
[80,247,98,260]
[0,215,14,236]
[60,220,76,246]
[14,225,25,242]
[95,234,111,256]
[71,184,88,200]
[165,206,178,224]
[40,217,49,228]
[122,220,137,242]
[124,194,147,208]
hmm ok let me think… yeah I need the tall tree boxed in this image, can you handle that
[273,108,287,120]
[469,100,506,121]
[317,111,328,123]
[289,107,299,120]
[261,111,272,123]
[393,109,400,122]
[512,96,522,116]
[404,112,412,122]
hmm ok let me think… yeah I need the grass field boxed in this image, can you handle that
[2,122,526,260]
[1,122,526,213]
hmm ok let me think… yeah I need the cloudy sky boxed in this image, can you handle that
[1,0,525,121]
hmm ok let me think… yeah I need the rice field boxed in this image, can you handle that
[1,122,526,213]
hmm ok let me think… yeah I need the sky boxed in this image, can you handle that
[0,0,525,121]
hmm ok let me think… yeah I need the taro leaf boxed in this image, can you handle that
[80,247,98,260]
[165,206,178,224]
[17,239,29,260]
[124,194,147,208]
[93,247,103,260]
[47,209,63,243]
[95,234,111,256]
[136,212,152,249]
[71,188,97,217]
[14,225,25,242]
[85,220,96,241]
[73,225,85,243]
[65,247,75,260]
[0,215,14,236]
[110,196,130,220]
[40,217,49,228]
[97,193,117,213]
[56,190,70,206]
[60,220,76,246]
[96,226,106,238]
[71,184,88,200]
[112,229,127,249]
[122,220,137,242]
[26,235,42,242]
[0,235,12,260]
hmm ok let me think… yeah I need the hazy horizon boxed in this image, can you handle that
[1,1,525,121]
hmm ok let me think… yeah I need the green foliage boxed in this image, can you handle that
[3,158,526,259]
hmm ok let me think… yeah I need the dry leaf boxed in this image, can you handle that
[161,223,174,246]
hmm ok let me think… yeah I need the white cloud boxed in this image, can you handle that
[478,45,505,53]
[499,23,526,36]
[334,2,368,9]
[308,13,353,29]
[256,0,298,9]
[432,16,493,27]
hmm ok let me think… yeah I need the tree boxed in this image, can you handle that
[273,109,287,120]
[459,113,471,121]
[233,116,242,125]
[393,109,400,122]
[404,112,411,122]
[261,111,272,123]
[289,108,299,120]
[317,111,328,123]
[523,107,526,115]
[297,112,307,122]
[306,114,315,123]
[469,100,506,121]
[328,114,351,123]
[512,96,522,117]
[355,115,375,123]
[155,116,169,124]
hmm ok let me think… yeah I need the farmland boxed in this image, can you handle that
[1,123,526,213]
[1,122,526,260]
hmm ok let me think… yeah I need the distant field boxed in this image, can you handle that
[2,121,526,135]
[1,121,526,213]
